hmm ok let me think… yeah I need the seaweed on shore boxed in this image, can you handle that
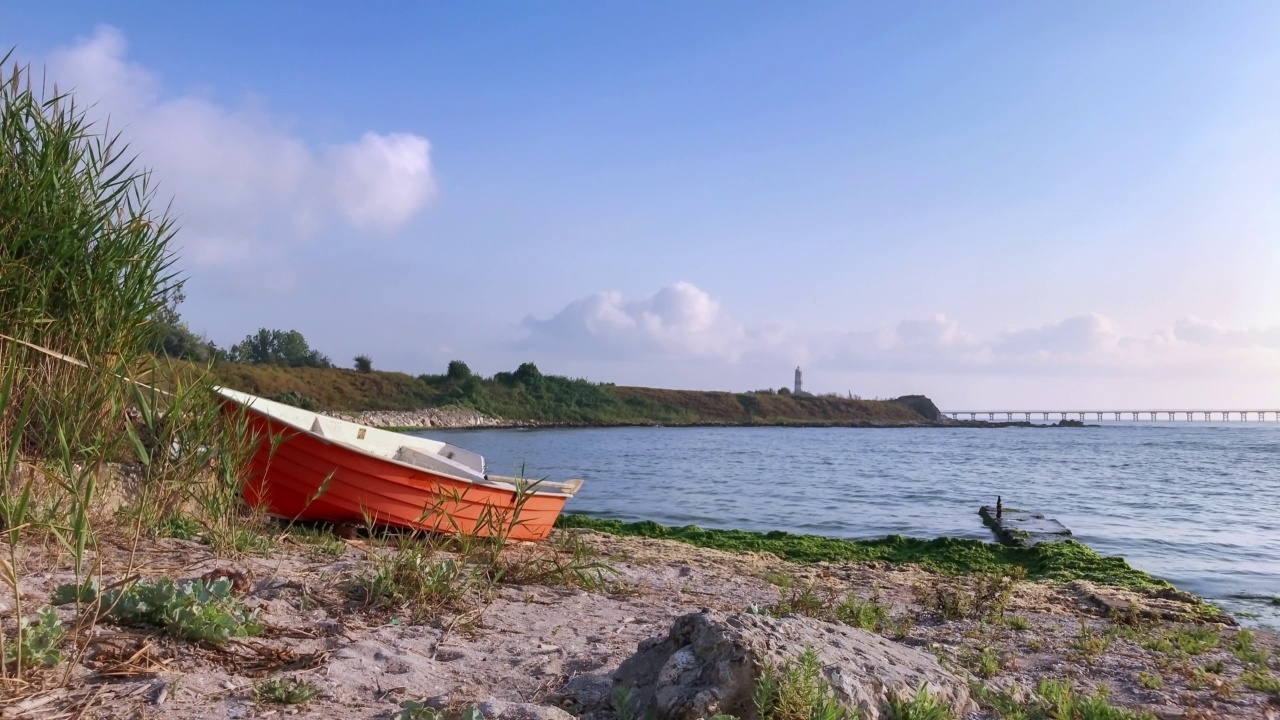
[556,515,1166,590]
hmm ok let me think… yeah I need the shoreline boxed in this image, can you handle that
[11,516,1279,718]
[334,407,1097,432]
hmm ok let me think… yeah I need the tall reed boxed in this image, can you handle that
[0,50,178,457]
[0,49,198,691]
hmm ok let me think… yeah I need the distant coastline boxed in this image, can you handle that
[336,407,1098,432]
[211,361,1105,431]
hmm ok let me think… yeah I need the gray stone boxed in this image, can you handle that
[475,698,576,720]
[613,610,976,720]
[979,505,1072,547]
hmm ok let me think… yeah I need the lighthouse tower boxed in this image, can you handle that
[794,366,803,395]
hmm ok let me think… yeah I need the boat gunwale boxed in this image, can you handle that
[216,388,579,498]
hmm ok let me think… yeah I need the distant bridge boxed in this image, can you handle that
[944,410,1280,422]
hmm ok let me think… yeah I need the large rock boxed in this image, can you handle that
[476,698,576,720]
[894,395,942,422]
[613,610,976,720]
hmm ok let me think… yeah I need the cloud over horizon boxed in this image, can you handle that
[43,25,437,267]
[521,282,1280,384]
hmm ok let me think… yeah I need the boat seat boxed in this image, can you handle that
[310,415,364,442]
[395,445,440,469]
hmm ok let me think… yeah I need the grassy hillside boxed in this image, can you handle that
[211,362,932,425]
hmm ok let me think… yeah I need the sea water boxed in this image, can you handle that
[416,423,1280,626]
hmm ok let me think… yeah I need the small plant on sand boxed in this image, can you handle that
[1032,679,1154,720]
[883,613,916,641]
[771,583,829,620]
[833,593,890,632]
[1141,625,1219,658]
[2,607,65,671]
[255,677,321,705]
[763,571,796,588]
[350,547,473,618]
[1003,615,1030,631]
[884,684,952,720]
[1070,622,1111,663]
[754,647,858,720]
[612,686,642,720]
[913,569,1022,623]
[396,700,447,720]
[496,530,616,590]
[284,523,348,558]
[1232,628,1269,667]
[1242,669,1280,695]
[963,646,1001,679]
[156,512,202,541]
[1137,671,1162,690]
[56,577,261,646]
[768,585,893,634]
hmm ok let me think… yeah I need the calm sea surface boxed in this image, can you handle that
[414,424,1280,626]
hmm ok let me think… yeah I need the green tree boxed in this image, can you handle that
[354,354,373,373]
[446,360,472,381]
[227,329,331,367]
[513,362,543,387]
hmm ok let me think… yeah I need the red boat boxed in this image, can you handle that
[215,388,583,541]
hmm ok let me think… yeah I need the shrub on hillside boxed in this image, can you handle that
[227,329,332,368]
[447,360,472,381]
[354,355,373,373]
[268,390,320,411]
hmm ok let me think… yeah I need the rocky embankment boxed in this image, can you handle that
[333,407,519,429]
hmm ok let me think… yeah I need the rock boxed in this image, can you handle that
[978,506,1072,547]
[1068,581,1236,626]
[894,395,941,422]
[613,610,976,720]
[334,407,516,430]
[475,699,576,720]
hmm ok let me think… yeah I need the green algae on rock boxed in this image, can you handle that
[556,514,1167,590]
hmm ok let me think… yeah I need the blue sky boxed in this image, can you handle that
[5,2,1280,408]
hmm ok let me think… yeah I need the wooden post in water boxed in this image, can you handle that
[996,496,1002,519]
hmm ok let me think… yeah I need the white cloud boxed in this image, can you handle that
[1174,317,1280,349]
[522,282,1280,381]
[43,25,436,266]
[520,281,748,361]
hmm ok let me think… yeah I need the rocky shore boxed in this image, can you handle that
[333,407,518,430]
[9,524,1280,719]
